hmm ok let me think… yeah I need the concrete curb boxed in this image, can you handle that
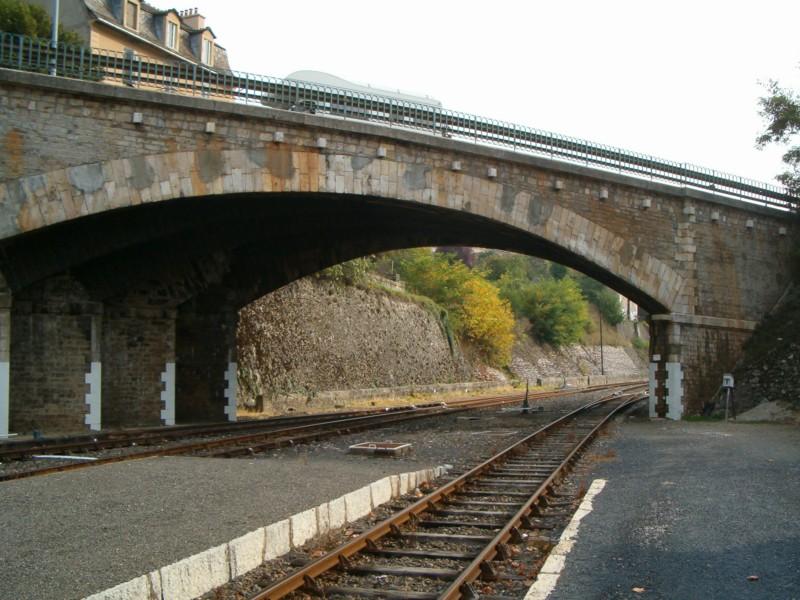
[82,464,450,600]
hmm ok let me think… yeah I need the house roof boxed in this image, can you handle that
[81,0,230,70]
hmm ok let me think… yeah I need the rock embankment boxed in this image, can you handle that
[735,284,800,411]
[237,278,647,410]
[237,278,471,408]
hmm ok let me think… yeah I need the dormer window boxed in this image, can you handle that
[125,1,139,30]
[167,21,178,49]
[202,39,213,66]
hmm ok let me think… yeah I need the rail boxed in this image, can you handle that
[0,31,794,210]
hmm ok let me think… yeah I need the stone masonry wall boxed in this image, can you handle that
[237,278,471,408]
[101,306,176,427]
[10,275,100,432]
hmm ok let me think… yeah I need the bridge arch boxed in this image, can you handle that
[0,147,684,311]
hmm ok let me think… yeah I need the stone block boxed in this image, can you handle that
[228,527,266,579]
[159,543,229,600]
[344,485,373,521]
[328,495,346,529]
[389,474,400,497]
[399,472,410,495]
[316,502,330,536]
[82,571,161,600]
[264,518,291,560]
[290,507,318,547]
[370,477,392,507]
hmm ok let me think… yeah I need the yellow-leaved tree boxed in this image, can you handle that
[461,277,515,366]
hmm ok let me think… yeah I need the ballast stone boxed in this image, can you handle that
[159,543,229,600]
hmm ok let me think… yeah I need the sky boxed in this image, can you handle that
[165,0,800,186]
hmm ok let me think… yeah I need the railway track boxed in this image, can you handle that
[247,390,644,600]
[0,382,644,483]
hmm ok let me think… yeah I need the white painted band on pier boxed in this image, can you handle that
[223,362,237,422]
[84,361,102,431]
[648,362,658,418]
[665,361,684,420]
[0,361,9,437]
[160,362,176,426]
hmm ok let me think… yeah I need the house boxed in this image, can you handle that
[28,0,230,72]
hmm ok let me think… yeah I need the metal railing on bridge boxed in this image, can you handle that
[1,31,795,211]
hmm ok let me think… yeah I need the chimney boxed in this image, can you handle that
[179,8,205,30]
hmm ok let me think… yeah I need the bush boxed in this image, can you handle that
[460,277,515,366]
[394,248,474,330]
[391,248,515,365]
[525,278,590,346]
[318,257,372,285]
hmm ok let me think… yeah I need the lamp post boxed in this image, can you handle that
[49,0,60,76]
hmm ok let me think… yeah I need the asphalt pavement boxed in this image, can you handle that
[549,419,800,600]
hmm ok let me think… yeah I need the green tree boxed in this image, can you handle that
[496,271,535,316]
[0,0,83,45]
[549,263,568,280]
[757,79,800,203]
[576,275,624,326]
[525,278,590,346]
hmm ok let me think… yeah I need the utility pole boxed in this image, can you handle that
[599,314,605,375]
[49,0,60,76]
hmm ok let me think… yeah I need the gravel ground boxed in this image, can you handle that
[0,391,601,600]
[548,418,800,600]
[199,397,624,600]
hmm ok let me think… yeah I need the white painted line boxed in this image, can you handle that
[32,455,98,461]
[524,479,607,600]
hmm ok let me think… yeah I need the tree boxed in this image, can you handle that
[0,0,83,45]
[757,79,800,204]
[525,278,590,346]
[460,277,515,366]
[575,275,624,326]
[395,248,474,329]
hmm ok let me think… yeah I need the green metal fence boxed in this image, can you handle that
[0,31,794,210]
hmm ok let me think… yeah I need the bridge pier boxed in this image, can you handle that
[0,280,10,438]
[9,276,103,433]
[175,305,239,424]
[101,303,177,428]
[649,314,756,419]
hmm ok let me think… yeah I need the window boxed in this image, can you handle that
[202,39,213,66]
[167,21,178,49]
[125,1,138,30]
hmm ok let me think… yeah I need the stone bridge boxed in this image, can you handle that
[0,69,794,434]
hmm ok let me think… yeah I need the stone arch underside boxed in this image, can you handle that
[0,149,685,313]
